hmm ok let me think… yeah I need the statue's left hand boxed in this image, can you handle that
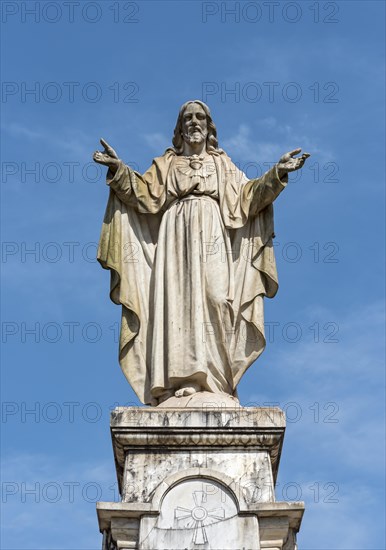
[277,148,310,178]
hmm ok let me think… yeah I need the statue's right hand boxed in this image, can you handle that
[93,138,120,170]
[100,138,118,159]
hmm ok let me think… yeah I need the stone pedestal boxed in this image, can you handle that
[97,397,304,549]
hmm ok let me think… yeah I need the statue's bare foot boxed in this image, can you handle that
[175,387,198,398]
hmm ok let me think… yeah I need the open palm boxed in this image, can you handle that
[277,148,310,177]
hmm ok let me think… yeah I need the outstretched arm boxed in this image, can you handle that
[247,148,310,215]
[93,138,135,204]
[93,139,167,211]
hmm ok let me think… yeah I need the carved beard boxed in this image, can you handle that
[182,128,208,145]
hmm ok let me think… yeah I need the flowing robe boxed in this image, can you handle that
[97,150,287,405]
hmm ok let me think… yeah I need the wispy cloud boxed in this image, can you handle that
[223,123,282,161]
[142,132,170,153]
[5,122,44,141]
[223,122,333,164]
[3,122,92,158]
[297,481,383,549]
[245,300,385,549]
[2,452,116,549]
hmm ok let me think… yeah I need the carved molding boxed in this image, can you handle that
[112,426,284,494]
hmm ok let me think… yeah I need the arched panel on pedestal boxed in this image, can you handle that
[139,475,259,549]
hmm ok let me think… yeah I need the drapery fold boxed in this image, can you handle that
[98,151,286,405]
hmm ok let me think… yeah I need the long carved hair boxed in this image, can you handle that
[170,100,222,155]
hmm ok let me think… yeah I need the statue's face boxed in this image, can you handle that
[181,103,208,146]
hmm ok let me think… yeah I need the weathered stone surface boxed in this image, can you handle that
[94,101,310,406]
[139,479,259,549]
[111,405,285,497]
[97,406,304,549]
[124,448,273,505]
[93,101,309,548]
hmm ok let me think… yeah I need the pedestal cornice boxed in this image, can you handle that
[111,406,286,493]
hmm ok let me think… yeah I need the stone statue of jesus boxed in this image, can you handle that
[93,101,309,406]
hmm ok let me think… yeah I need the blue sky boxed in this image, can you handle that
[1,1,385,548]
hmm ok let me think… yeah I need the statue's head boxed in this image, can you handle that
[172,100,221,154]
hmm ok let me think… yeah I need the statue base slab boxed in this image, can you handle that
[97,401,304,549]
